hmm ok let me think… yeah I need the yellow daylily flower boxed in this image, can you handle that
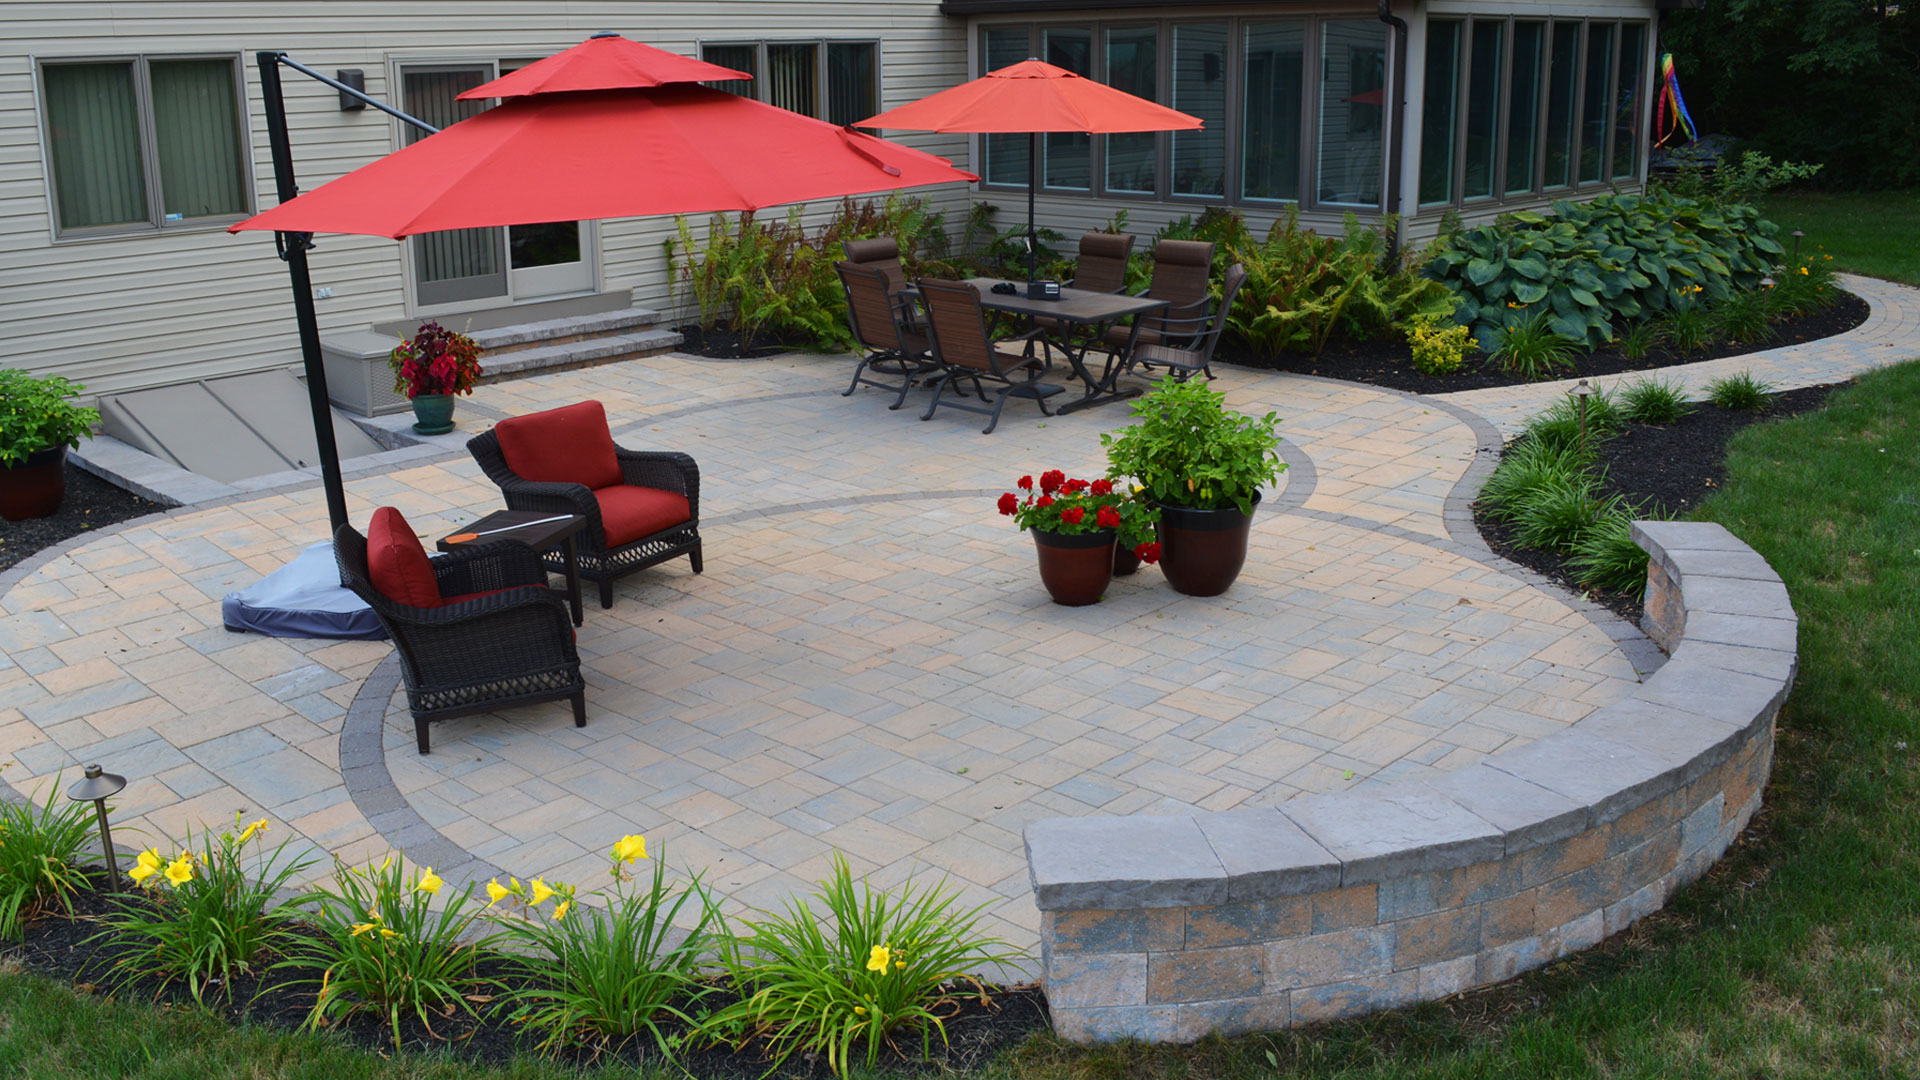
[854,1006,867,1016]
[611,834,648,864]
[379,928,398,940]
[1799,266,1810,275]
[552,900,571,920]
[866,946,891,973]
[485,879,510,906]
[163,855,194,887]
[528,878,555,906]
[416,868,443,896]
[236,818,269,843]
[895,960,905,970]
[129,848,162,886]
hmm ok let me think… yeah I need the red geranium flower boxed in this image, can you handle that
[1060,506,1085,525]
[1017,475,1034,491]
[1036,495,1054,509]
[1134,542,1162,565]
[1096,505,1121,529]
[1090,478,1114,496]
[1039,470,1065,495]
[997,492,1019,516]
[1062,478,1089,494]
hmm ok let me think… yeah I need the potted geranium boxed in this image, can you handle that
[0,369,100,521]
[389,321,482,434]
[997,469,1160,606]
[1101,379,1284,597]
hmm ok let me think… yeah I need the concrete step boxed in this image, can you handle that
[470,306,666,355]
[477,329,684,382]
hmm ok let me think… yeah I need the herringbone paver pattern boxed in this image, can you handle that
[2,347,1642,953]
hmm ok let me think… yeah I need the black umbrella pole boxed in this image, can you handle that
[259,51,349,533]
[1027,131,1038,283]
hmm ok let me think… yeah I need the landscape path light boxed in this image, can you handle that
[1792,228,1806,262]
[65,763,126,890]
[1569,379,1598,455]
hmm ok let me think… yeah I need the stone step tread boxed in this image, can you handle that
[480,329,683,375]
[470,306,664,352]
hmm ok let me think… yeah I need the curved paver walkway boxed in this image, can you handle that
[2,272,1913,958]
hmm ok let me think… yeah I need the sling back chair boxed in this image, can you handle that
[1103,238,1219,353]
[1126,263,1247,383]
[837,261,938,409]
[916,278,1062,435]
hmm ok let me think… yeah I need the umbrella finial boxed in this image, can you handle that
[590,31,621,39]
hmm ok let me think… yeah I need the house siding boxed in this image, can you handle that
[1,1,968,396]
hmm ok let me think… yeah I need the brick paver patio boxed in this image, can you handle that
[4,273,1912,960]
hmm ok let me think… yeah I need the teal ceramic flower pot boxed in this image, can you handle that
[411,393,456,435]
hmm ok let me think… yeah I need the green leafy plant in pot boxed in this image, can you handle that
[0,369,100,521]
[1101,379,1284,596]
[390,321,482,435]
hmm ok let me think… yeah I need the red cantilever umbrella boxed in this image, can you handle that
[856,59,1201,280]
[234,37,975,239]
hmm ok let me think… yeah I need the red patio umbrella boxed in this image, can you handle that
[856,59,1202,280]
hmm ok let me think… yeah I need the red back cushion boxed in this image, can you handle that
[594,485,691,548]
[366,507,442,608]
[493,402,623,490]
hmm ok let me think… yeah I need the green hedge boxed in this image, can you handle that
[1426,193,1787,351]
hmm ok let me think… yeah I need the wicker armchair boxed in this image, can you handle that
[468,401,702,609]
[336,519,584,754]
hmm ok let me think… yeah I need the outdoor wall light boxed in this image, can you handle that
[65,764,126,890]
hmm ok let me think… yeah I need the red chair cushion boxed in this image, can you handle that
[366,507,442,608]
[493,401,623,490]
[594,485,691,548]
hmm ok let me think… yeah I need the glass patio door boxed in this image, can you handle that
[400,64,594,308]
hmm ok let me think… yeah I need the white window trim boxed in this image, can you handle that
[34,52,255,242]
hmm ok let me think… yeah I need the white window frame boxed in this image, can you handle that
[34,52,255,242]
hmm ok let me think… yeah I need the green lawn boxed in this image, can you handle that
[1759,190,1920,287]
[5,369,1918,1077]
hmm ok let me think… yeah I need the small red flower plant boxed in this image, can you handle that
[996,471,1160,563]
[390,320,483,399]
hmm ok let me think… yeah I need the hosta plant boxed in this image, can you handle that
[706,854,1027,1077]
[280,855,501,1051]
[0,772,95,939]
[95,813,312,1002]
[491,835,718,1057]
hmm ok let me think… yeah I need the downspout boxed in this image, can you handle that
[1379,0,1410,260]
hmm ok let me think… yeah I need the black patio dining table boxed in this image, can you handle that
[958,277,1170,415]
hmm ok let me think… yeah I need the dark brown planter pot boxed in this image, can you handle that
[1112,543,1141,577]
[1031,528,1117,606]
[0,444,67,522]
[1155,490,1261,597]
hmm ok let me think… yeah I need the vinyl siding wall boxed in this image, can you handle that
[1,1,968,396]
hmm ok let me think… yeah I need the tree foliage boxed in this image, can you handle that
[1665,0,1920,189]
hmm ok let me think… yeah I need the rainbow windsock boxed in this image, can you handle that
[1656,53,1698,147]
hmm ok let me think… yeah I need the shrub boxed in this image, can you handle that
[95,814,312,1002]
[1663,304,1715,354]
[0,774,94,939]
[706,854,1026,1077]
[491,836,718,1058]
[280,856,502,1051]
[1766,251,1843,317]
[1425,192,1785,350]
[1489,311,1578,380]
[1654,149,1823,207]
[1100,377,1285,514]
[1479,437,1593,521]
[0,370,99,466]
[1715,289,1777,346]
[1406,315,1478,375]
[1708,371,1776,411]
[1568,509,1658,596]
[1511,474,1621,554]
[1616,320,1664,362]
[1620,378,1692,425]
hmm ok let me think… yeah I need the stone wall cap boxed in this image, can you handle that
[1194,808,1340,900]
[1573,696,1747,785]
[1420,764,1590,854]
[1484,728,1682,825]
[1026,814,1228,911]
[1279,787,1503,886]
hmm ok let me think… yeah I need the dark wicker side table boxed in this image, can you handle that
[438,510,588,626]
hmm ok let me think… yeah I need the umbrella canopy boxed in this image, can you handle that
[855,60,1201,279]
[857,59,1201,134]
[231,84,976,238]
[459,31,748,97]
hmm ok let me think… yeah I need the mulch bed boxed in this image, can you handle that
[1217,290,1869,393]
[0,463,164,575]
[673,322,813,359]
[3,875,1048,1078]
[1474,383,1841,622]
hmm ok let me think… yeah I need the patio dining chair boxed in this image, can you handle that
[842,236,911,296]
[916,278,1062,435]
[1103,238,1219,354]
[1125,262,1247,383]
[336,507,585,754]
[836,261,938,409]
[468,401,701,609]
[1067,232,1136,294]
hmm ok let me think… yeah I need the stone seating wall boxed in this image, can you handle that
[1024,520,1797,1042]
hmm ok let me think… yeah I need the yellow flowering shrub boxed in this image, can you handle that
[1405,316,1479,376]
